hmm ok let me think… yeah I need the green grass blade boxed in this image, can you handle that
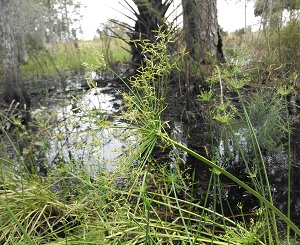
[0,197,34,244]
[164,136,300,237]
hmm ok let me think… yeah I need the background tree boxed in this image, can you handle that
[129,0,173,68]
[181,0,224,111]
[13,0,29,63]
[254,0,300,71]
[46,0,58,53]
[254,0,300,29]
[0,0,31,119]
[56,0,82,42]
[23,0,83,52]
[182,0,224,63]
[182,0,224,70]
[96,20,129,63]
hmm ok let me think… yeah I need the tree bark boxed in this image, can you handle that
[131,0,171,68]
[181,0,224,113]
[13,0,29,63]
[0,0,31,118]
[182,0,224,65]
[47,0,57,53]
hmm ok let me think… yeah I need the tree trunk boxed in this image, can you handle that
[182,0,224,65]
[13,0,29,63]
[47,0,57,53]
[131,0,171,68]
[181,0,224,109]
[181,0,224,114]
[0,0,31,119]
[62,0,70,42]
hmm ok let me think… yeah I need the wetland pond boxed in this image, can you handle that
[29,70,300,228]
[30,70,134,173]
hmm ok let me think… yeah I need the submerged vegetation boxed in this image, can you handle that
[1,21,299,244]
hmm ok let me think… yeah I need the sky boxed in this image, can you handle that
[79,0,261,40]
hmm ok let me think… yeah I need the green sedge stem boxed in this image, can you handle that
[163,136,300,237]
[0,197,34,245]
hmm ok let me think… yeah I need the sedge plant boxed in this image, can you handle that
[199,54,298,244]
[81,24,300,244]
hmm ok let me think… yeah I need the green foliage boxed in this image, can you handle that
[222,15,299,89]
[20,39,130,80]
[195,54,299,243]
[25,34,45,52]
[279,19,300,71]
[241,89,289,152]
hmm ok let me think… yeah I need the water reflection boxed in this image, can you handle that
[33,81,134,175]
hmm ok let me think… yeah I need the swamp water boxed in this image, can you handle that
[30,72,136,174]
[29,73,300,227]
[185,119,300,227]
